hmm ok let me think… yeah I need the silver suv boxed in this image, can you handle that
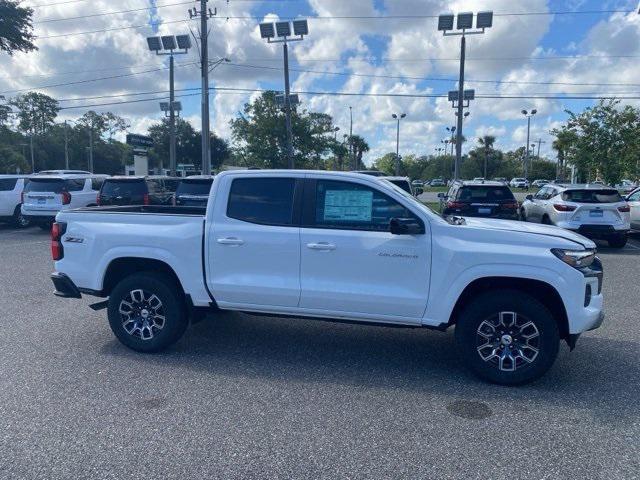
[521,184,631,248]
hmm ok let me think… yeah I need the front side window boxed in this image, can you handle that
[626,191,640,202]
[0,179,18,191]
[312,180,417,231]
[227,177,296,226]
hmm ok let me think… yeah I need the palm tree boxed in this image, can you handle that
[551,129,576,181]
[348,135,370,170]
[477,135,496,178]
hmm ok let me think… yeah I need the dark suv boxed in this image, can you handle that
[98,176,179,206]
[173,176,214,207]
[442,180,519,220]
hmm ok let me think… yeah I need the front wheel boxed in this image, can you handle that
[455,290,560,386]
[607,234,627,248]
[107,272,188,353]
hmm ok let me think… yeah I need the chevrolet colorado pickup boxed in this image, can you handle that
[50,170,604,385]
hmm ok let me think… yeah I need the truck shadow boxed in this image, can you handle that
[101,311,639,425]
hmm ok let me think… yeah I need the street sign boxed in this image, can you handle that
[126,134,154,148]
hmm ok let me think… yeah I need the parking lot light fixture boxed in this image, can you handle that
[146,35,190,177]
[522,109,538,180]
[392,113,406,176]
[259,19,309,169]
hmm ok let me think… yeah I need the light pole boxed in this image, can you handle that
[392,113,406,176]
[260,20,309,169]
[147,35,191,176]
[522,109,537,180]
[438,11,493,180]
[349,106,354,170]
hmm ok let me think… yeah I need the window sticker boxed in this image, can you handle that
[324,189,373,222]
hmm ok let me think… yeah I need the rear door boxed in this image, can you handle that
[23,178,66,213]
[299,178,431,321]
[0,178,19,216]
[207,175,302,308]
[564,189,626,226]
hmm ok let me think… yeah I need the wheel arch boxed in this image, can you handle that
[448,276,569,341]
[102,257,184,298]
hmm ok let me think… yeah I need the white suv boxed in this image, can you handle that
[510,178,530,189]
[627,187,640,230]
[22,174,107,229]
[521,184,631,247]
[0,175,31,228]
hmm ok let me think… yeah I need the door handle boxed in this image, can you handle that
[217,237,245,246]
[306,242,336,251]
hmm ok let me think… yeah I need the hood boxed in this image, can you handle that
[459,217,596,249]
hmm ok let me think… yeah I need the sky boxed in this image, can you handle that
[1,0,640,165]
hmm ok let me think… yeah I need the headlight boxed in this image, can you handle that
[551,248,596,268]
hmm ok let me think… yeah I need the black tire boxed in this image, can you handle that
[607,234,627,248]
[455,290,560,386]
[107,272,188,353]
[541,215,552,225]
[519,208,527,222]
[12,206,30,228]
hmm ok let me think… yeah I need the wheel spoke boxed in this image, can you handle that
[130,289,145,304]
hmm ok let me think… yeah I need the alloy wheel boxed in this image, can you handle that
[118,289,166,341]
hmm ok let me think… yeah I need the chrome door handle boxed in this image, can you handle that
[306,242,336,251]
[217,237,245,246]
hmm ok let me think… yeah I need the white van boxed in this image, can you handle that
[21,174,107,229]
[0,175,31,228]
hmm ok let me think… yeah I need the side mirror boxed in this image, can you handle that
[525,194,534,201]
[390,218,425,235]
[437,192,446,199]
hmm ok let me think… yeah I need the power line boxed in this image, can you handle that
[34,1,194,24]
[36,18,188,39]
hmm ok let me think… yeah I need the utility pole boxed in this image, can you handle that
[190,1,216,175]
[349,106,354,170]
[29,134,34,173]
[169,54,176,175]
[64,120,69,170]
[455,35,466,181]
[283,41,294,168]
[392,113,406,176]
[88,127,94,173]
[536,138,546,159]
[484,143,489,179]
[522,109,537,179]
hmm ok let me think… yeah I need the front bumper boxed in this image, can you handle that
[51,272,81,299]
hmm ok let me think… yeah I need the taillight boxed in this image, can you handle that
[143,193,150,205]
[553,204,577,212]
[51,222,67,261]
[447,201,467,210]
[502,202,519,210]
[61,191,72,205]
[618,204,630,213]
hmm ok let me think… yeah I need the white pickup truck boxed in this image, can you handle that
[50,170,604,385]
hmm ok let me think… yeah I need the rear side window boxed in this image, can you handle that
[0,179,18,191]
[91,178,105,190]
[101,180,147,197]
[25,179,65,193]
[227,178,296,226]
[176,179,213,196]
[312,180,416,231]
[65,179,86,192]
[457,186,515,201]
[562,189,623,203]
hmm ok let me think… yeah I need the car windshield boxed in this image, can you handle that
[101,180,146,196]
[388,180,412,194]
[562,189,623,203]
[176,179,213,196]
[457,186,515,201]
[24,179,65,193]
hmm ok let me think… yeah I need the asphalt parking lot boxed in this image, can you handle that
[0,225,639,479]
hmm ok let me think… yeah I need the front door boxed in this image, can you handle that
[299,178,431,322]
[208,175,302,308]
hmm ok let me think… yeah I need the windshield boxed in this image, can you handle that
[457,186,515,202]
[562,189,623,203]
[176,179,213,196]
[101,180,147,197]
[388,180,412,194]
[381,179,444,220]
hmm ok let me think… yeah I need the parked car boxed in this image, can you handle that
[493,177,507,183]
[0,175,30,228]
[174,175,214,207]
[380,176,413,195]
[429,178,446,187]
[532,179,551,188]
[521,184,630,247]
[51,170,605,386]
[510,178,530,189]
[615,179,638,195]
[441,181,519,220]
[626,187,640,230]
[97,176,179,207]
[473,177,485,182]
[411,180,424,187]
[21,174,107,229]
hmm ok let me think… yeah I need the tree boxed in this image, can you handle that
[11,92,60,136]
[348,135,370,170]
[104,112,130,140]
[0,1,37,56]
[0,145,28,173]
[551,127,578,181]
[230,91,337,169]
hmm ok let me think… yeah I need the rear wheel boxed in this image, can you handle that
[107,272,188,353]
[519,208,527,222]
[541,215,552,225]
[12,206,30,228]
[607,234,627,248]
[455,290,560,386]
